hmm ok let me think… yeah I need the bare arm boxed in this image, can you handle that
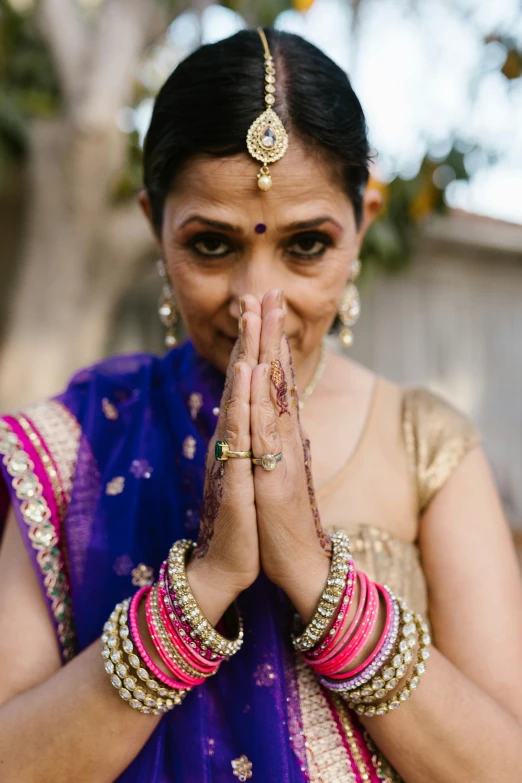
[356,446,522,783]
[0,509,163,783]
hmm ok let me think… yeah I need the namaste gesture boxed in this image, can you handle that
[189,289,331,624]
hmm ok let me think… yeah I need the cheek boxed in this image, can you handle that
[167,258,228,324]
[290,254,349,323]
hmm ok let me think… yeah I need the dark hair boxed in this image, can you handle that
[143,28,370,230]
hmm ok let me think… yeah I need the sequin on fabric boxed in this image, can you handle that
[130,459,152,479]
[188,392,203,420]
[231,755,253,780]
[182,435,197,460]
[131,563,154,586]
[296,656,357,782]
[102,398,119,420]
[105,476,125,495]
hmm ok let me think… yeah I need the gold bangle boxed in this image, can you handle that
[345,610,431,717]
[343,602,419,703]
[292,530,353,653]
[149,583,214,680]
[101,598,187,714]
[167,539,244,657]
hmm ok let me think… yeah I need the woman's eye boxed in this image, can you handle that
[190,234,233,257]
[287,233,332,258]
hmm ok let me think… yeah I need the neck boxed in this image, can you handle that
[293,342,324,400]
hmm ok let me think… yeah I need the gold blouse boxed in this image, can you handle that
[295,382,482,783]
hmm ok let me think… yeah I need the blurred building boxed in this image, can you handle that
[348,210,522,563]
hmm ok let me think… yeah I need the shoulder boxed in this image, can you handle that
[400,386,482,515]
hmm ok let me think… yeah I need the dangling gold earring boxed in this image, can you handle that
[338,258,361,348]
[157,259,178,348]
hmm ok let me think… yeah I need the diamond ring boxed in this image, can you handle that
[251,452,283,471]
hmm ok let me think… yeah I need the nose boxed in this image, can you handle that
[227,253,282,318]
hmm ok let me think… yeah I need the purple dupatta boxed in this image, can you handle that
[1,342,309,782]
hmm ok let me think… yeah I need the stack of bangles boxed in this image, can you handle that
[292,530,431,717]
[101,538,244,714]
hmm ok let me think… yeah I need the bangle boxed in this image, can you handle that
[292,531,352,653]
[101,599,188,715]
[152,581,217,680]
[146,584,211,687]
[319,587,400,692]
[167,539,244,657]
[343,584,394,677]
[129,587,189,690]
[304,557,356,662]
[159,561,222,671]
[347,611,431,717]
[313,575,380,677]
[349,604,419,702]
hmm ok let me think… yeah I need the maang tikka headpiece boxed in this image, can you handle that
[246,27,289,191]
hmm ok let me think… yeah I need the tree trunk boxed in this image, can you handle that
[0,117,152,408]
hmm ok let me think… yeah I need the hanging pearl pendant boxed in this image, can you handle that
[257,169,272,191]
[340,327,354,348]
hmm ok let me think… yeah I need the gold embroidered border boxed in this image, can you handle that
[330,694,372,782]
[0,415,76,660]
[23,400,80,509]
[295,655,357,782]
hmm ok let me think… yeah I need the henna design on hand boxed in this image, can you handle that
[285,333,331,554]
[270,359,290,417]
[194,458,224,558]
[302,438,331,554]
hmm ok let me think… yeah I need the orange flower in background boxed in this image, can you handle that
[293,0,316,11]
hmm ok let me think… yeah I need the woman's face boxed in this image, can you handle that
[143,139,379,375]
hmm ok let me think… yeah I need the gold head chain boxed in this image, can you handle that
[246,27,289,190]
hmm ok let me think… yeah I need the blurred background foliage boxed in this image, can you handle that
[2,0,521,275]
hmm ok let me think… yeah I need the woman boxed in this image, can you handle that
[0,27,521,783]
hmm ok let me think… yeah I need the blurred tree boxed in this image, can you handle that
[0,0,520,406]
[0,0,188,405]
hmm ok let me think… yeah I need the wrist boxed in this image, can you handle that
[278,546,331,624]
[186,557,243,626]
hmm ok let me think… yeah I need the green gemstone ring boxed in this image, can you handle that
[214,440,252,461]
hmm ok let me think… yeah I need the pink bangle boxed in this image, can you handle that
[128,587,187,690]
[158,563,221,671]
[156,584,220,677]
[145,588,206,688]
[342,584,393,677]
[313,576,379,677]
[309,572,368,670]
[324,580,380,678]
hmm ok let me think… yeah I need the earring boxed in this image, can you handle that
[338,258,361,348]
[157,259,178,348]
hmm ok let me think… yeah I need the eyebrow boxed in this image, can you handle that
[178,215,343,233]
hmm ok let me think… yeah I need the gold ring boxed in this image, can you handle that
[251,452,283,471]
[215,440,252,461]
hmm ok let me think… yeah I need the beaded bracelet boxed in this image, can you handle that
[314,575,380,677]
[319,587,400,693]
[167,539,244,658]
[159,561,222,671]
[339,602,418,702]
[292,531,352,653]
[101,599,187,714]
[347,611,431,717]
[150,582,217,681]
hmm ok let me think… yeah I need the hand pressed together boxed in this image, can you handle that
[188,289,331,625]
